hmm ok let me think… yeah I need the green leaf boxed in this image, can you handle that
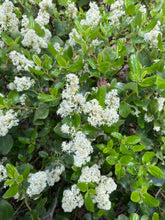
[85,193,95,212]
[144,60,164,74]
[158,33,163,51]
[156,75,165,89]
[77,182,88,192]
[73,113,81,128]
[88,189,96,195]
[142,17,158,33]
[3,183,18,199]
[8,90,19,105]
[33,55,41,66]
[48,42,58,57]
[142,193,159,207]
[98,61,110,73]
[152,213,159,220]
[34,105,49,122]
[140,76,156,87]
[96,86,107,108]
[0,135,13,155]
[38,94,55,102]
[42,54,53,71]
[111,132,122,140]
[56,55,67,68]
[148,165,164,178]
[106,155,118,165]
[128,54,141,81]
[39,151,49,158]
[6,163,18,179]
[123,82,138,95]
[69,58,84,72]
[120,155,133,165]
[118,214,129,220]
[16,175,23,184]
[23,163,30,179]
[131,191,140,202]
[119,102,131,117]
[133,145,145,152]
[129,213,139,220]
[142,152,155,164]
[0,200,14,220]
[1,32,14,46]
[127,135,141,145]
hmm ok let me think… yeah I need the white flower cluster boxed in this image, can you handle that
[58,75,120,128]
[46,164,65,186]
[29,0,37,5]
[80,2,101,27]
[54,42,61,52]
[78,164,101,184]
[144,113,154,123]
[61,124,75,135]
[27,171,47,197]
[144,21,162,47]
[0,41,5,49]
[109,0,125,26]
[91,39,103,47]
[8,76,35,92]
[0,110,19,136]
[21,0,52,54]
[9,51,34,72]
[83,90,119,127]
[68,28,82,47]
[62,184,84,212]
[0,0,19,33]
[157,97,165,112]
[0,165,7,182]
[65,2,77,19]
[92,176,117,210]
[62,131,93,167]
[27,164,64,197]
[78,165,117,210]
[57,74,85,117]
[139,5,147,14]
[19,94,26,105]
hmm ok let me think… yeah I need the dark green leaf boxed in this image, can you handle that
[85,193,95,212]
[0,200,14,220]
[3,183,18,199]
[0,135,13,155]
[119,102,131,117]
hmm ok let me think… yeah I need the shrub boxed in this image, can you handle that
[0,0,165,219]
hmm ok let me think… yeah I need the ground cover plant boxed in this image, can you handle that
[0,0,165,219]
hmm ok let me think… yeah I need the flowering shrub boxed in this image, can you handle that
[0,0,165,219]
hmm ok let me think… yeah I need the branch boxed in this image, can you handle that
[41,186,61,220]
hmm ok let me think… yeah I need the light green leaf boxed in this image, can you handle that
[85,193,95,212]
[131,191,140,202]
[6,163,18,179]
[148,165,164,178]
[119,102,131,118]
[3,183,18,199]
[77,182,88,192]
[142,192,159,207]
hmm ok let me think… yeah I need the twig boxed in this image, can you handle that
[155,188,162,198]
[41,187,61,220]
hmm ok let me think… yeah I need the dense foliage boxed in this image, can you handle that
[0,0,165,219]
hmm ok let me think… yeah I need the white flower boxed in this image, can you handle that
[80,2,101,27]
[62,131,93,167]
[54,42,61,52]
[0,165,7,182]
[9,76,35,92]
[39,0,52,10]
[109,0,125,26]
[0,0,19,33]
[19,94,26,105]
[91,39,103,47]
[144,21,162,47]
[62,184,84,212]
[26,171,47,197]
[78,165,101,184]
[68,28,81,47]
[139,5,147,14]
[144,114,154,123]
[46,164,65,186]
[157,97,165,111]
[66,2,77,19]
[0,109,19,136]
[153,126,160,132]
[92,176,117,210]
[9,51,34,72]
